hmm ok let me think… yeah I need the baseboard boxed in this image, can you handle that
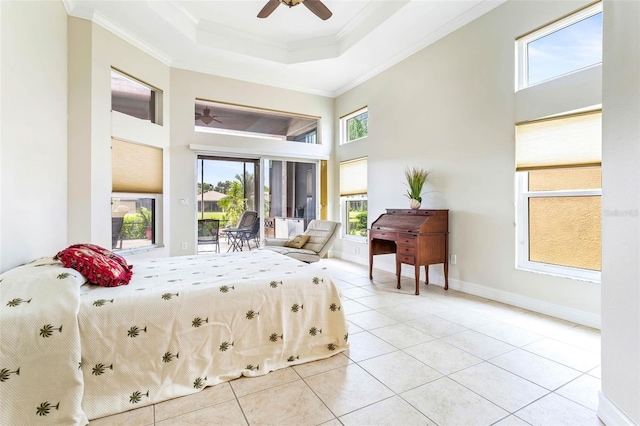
[334,250,601,329]
[598,391,637,426]
[446,276,601,329]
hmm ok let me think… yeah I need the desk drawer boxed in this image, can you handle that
[370,230,397,240]
[397,245,416,256]
[397,254,415,264]
[397,233,417,247]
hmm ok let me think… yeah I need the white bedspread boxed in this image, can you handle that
[1,250,348,424]
[0,257,88,426]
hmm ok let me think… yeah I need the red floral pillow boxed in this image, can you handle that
[66,243,133,282]
[54,246,131,287]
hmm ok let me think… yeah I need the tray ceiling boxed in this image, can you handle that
[63,0,505,96]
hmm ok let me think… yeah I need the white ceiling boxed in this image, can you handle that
[63,0,505,97]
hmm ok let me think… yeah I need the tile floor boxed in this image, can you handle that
[90,258,603,426]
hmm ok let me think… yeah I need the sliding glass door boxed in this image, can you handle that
[197,156,319,252]
[264,160,317,239]
[197,156,260,253]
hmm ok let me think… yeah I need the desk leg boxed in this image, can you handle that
[396,260,401,289]
[414,265,420,295]
[444,233,449,290]
[369,250,373,280]
[424,265,429,285]
[444,262,449,290]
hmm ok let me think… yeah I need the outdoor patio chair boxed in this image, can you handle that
[239,217,261,251]
[197,219,221,253]
[111,217,124,249]
[224,210,258,252]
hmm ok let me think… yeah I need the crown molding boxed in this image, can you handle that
[92,12,173,66]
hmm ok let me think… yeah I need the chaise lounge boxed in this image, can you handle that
[262,219,340,263]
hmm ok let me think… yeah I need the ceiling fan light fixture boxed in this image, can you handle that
[281,0,304,7]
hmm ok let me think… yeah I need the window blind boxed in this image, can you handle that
[515,110,601,171]
[112,138,163,193]
[340,157,367,196]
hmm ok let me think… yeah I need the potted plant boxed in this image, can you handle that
[404,167,430,209]
[136,207,153,239]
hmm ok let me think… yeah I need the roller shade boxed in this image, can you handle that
[112,138,163,193]
[340,157,367,196]
[516,110,601,171]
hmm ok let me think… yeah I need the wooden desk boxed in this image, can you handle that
[369,209,449,295]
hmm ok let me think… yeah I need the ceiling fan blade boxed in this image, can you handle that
[212,118,223,124]
[303,0,332,20]
[258,0,280,18]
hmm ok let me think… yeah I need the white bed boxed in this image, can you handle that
[0,250,348,425]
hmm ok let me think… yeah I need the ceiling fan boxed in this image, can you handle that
[195,107,223,125]
[258,0,332,21]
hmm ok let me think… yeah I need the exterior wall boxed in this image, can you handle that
[0,0,68,272]
[333,0,602,326]
[600,0,640,423]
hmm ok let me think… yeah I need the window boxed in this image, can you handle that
[515,111,601,281]
[516,2,602,89]
[111,196,159,250]
[111,69,162,124]
[194,99,319,143]
[340,107,368,144]
[111,138,163,251]
[340,158,368,240]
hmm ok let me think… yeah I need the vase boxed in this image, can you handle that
[409,199,421,210]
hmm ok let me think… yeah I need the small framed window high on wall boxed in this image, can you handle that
[111,138,163,251]
[515,2,602,90]
[111,68,163,124]
[340,107,368,144]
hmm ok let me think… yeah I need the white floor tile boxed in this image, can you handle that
[401,377,508,426]
[441,330,515,359]
[346,310,399,330]
[344,331,397,362]
[340,396,436,426]
[522,338,600,372]
[369,322,435,349]
[406,314,467,338]
[359,351,442,393]
[489,348,582,390]
[556,374,601,411]
[305,364,394,417]
[375,304,431,323]
[471,319,544,347]
[404,340,483,375]
[449,362,548,412]
[238,380,334,425]
[514,393,602,426]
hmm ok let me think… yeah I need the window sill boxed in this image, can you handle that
[114,244,163,256]
[516,264,601,284]
[342,235,368,243]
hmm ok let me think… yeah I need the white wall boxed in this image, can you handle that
[168,68,334,256]
[67,18,172,258]
[0,1,68,272]
[599,0,640,424]
[333,0,601,327]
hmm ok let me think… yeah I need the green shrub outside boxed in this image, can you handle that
[348,210,368,236]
